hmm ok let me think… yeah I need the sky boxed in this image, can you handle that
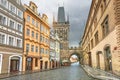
[21,0,92,47]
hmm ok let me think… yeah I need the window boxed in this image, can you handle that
[104,0,106,6]
[40,48,44,54]
[16,0,20,5]
[27,15,30,22]
[0,0,7,8]
[18,10,23,18]
[94,18,97,27]
[36,33,38,40]
[31,45,34,52]
[17,24,22,32]
[32,31,34,38]
[40,25,44,32]
[26,29,30,36]
[0,15,7,25]
[0,34,5,44]
[26,44,29,52]
[17,39,21,48]
[101,4,103,14]
[9,20,15,29]
[36,46,38,53]
[91,39,93,49]
[35,58,38,67]
[46,49,49,54]
[94,31,99,45]
[9,36,14,46]
[10,4,16,13]
[102,15,109,38]
[43,37,44,42]
[32,18,35,25]
[36,22,38,28]
[60,43,63,49]
[32,6,35,12]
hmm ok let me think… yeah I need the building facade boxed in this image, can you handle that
[81,0,120,75]
[23,1,50,71]
[50,31,60,69]
[53,6,70,62]
[0,0,24,73]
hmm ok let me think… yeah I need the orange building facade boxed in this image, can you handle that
[23,1,50,71]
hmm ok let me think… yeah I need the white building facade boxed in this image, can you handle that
[50,31,60,69]
[0,0,24,73]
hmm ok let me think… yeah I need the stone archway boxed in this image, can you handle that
[69,53,80,63]
[60,47,83,65]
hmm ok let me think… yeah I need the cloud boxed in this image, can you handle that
[21,0,92,47]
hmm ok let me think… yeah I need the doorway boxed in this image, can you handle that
[104,46,112,71]
[96,52,100,69]
[26,57,33,71]
[88,52,92,67]
[45,61,48,69]
[10,57,20,72]
[40,61,43,70]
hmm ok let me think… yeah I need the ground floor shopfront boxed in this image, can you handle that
[40,57,50,70]
[49,60,60,69]
[0,53,22,74]
[23,56,50,71]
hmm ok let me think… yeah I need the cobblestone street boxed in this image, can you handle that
[1,63,95,80]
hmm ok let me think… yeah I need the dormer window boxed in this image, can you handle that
[16,0,20,5]
[32,6,35,12]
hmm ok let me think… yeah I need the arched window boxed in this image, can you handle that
[104,45,112,71]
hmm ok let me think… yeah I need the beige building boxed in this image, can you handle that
[23,1,50,71]
[81,0,120,76]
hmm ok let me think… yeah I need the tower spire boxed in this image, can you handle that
[67,14,69,23]
[58,6,65,23]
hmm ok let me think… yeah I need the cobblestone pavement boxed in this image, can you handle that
[1,63,96,80]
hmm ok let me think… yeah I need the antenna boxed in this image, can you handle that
[58,1,64,7]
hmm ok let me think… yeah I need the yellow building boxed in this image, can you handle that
[23,1,50,71]
[81,0,120,76]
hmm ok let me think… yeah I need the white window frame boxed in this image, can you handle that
[0,0,8,8]
[8,35,15,46]
[0,13,7,25]
[9,3,16,14]
[17,23,23,32]
[16,38,22,48]
[0,54,3,74]
[9,19,15,29]
[0,32,6,44]
[17,9,23,19]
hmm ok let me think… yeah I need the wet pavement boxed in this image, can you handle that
[1,63,96,80]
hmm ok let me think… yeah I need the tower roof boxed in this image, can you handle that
[58,7,65,23]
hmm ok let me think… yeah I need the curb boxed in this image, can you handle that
[0,68,61,79]
[81,65,120,80]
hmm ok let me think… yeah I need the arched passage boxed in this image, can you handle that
[69,53,80,63]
